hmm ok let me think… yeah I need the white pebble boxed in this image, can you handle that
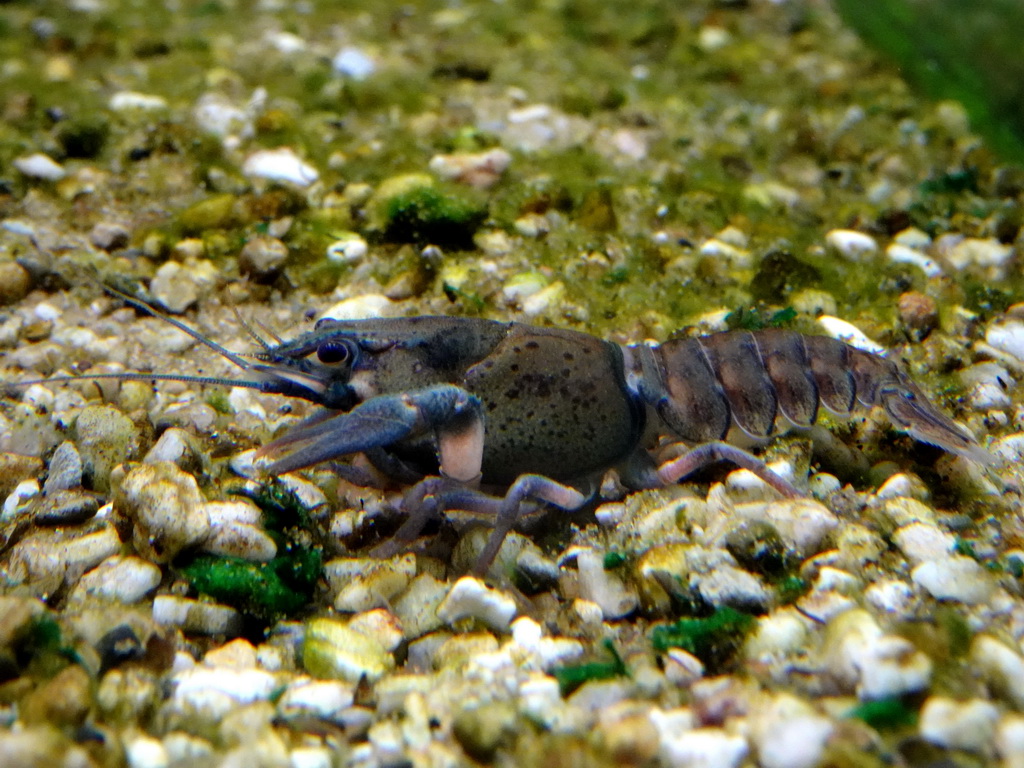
[660,727,747,768]
[14,153,66,181]
[428,148,511,189]
[758,715,833,768]
[893,522,955,564]
[437,576,517,631]
[192,93,249,138]
[856,634,932,700]
[912,555,995,604]
[71,555,161,603]
[893,227,931,248]
[521,281,565,317]
[170,665,277,718]
[320,294,395,321]
[332,46,375,79]
[242,147,319,187]
[289,747,333,768]
[153,595,242,636]
[326,235,369,263]
[278,679,355,719]
[699,238,751,267]
[745,610,808,662]
[864,579,914,615]
[125,735,169,768]
[997,715,1024,765]
[817,316,886,354]
[971,635,1024,709]
[919,696,999,752]
[886,243,942,277]
[575,550,638,620]
[201,520,277,562]
[987,321,1024,364]
[664,648,705,686]
[825,229,877,260]
[992,433,1024,463]
[945,237,1014,271]
[3,479,40,521]
[108,91,168,111]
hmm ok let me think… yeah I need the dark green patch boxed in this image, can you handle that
[725,305,797,331]
[180,547,322,623]
[952,537,979,560]
[553,639,627,696]
[963,278,1014,317]
[776,575,811,605]
[749,250,821,304]
[383,186,486,248]
[600,266,630,287]
[1007,554,1024,578]
[846,697,918,730]
[919,168,980,196]
[603,551,628,570]
[230,478,313,530]
[651,606,756,672]
[179,480,323,623]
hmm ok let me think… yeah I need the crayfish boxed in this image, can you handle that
[15,290,995,574]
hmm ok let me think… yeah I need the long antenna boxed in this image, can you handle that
[100,283,255,372]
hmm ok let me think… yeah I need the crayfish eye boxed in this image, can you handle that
[316,340,352,365]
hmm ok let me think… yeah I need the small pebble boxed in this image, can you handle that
[43,441,83,495]
[945,237,1014,272]
[320,294,396,321]
[13,153,66,181]
[575,550,638,620]
[893,522,955,564]
[0,261,33,305]
[89,222,130,251]
[278,680,355,722]
[326,234,369,264]
[70,555,162,604]
[109,91,169,111]
[149,259,218,314]
[987,321,1024,364]
[115,462,210,563]
[242,147,319,187]
[971,635,1024,709]
[817,316,886,354]
[153,595,242,636]
[912,556,995,605]
[659,727,748,768]
[169,664,276,719]
[238,236,288,281]
[919,696,999,753]
[125,735,169,768]
[897,291,939,338]
[437,576,517,631]
[332,46,376,79]
[886,243,942,277]
[428,148,511,189]
[303,617,395,683]
[825,229,877,260]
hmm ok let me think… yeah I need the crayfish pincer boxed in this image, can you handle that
[15,290,995,575]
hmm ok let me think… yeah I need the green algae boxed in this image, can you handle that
[180,480,323,623]
[179,547,322,624]
[381,185,487,248]
[651,606,755,673]
[846,696,919,730]
[553,639,628,696]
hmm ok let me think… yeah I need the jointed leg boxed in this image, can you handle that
[656,441,801,498]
